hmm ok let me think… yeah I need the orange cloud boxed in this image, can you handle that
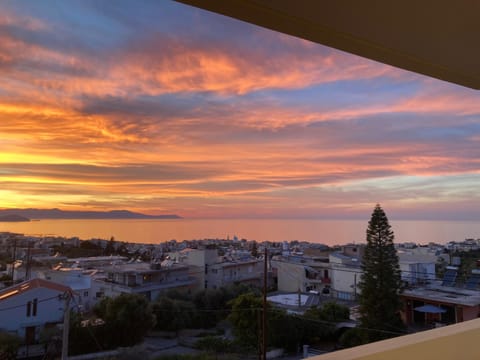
[1,5,480,219]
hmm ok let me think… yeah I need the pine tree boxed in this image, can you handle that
[358,204,404,341]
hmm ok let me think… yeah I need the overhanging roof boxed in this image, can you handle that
[177,0,480,90]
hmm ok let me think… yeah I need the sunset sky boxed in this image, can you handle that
[1,1,480,220]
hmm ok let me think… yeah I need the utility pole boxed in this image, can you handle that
[11,238,17,281]
[354,273,357,300]
[61,292,71,360]
[25,241,32,280]
[262,247,267,360]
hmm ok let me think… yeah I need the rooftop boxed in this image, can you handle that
[102,262,188,274]
[0,278,72,301]
[403,283,480,307]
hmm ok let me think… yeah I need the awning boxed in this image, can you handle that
[414,304,447,314]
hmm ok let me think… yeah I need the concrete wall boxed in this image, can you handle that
[330,264,361,300]
[313,318,480,360]
[208,260,262,289]
[271,260,305,292]
[0,287,66,341]
[462,305,479,322]
[39,269,94,309]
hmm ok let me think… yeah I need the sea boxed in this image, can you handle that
[0,218,479,246]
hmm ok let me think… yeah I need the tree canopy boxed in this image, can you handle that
[94,293,155,347]
[0,332,21,360]
[357,204,404,341]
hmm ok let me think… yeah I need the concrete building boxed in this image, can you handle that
[170,247,264,290]
[207,258,264,289]
[37,267,95,310]
[93,260,196,301]
[398,252,437,286]
[329,252,362,301]
[271,255,330,294]
[401,268,480,327]
[0,278,72,348]
[66,255,128,269]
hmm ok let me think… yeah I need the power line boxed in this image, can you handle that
[70,295,104,353]
[0,294,64,312]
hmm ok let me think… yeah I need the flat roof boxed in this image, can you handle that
[403,284,480,307]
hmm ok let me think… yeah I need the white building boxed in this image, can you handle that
[0,278,72,346]
[329,252,362,301]
[398,252,437,285]
[207,258,264,289]
[37,267,96,310]
[271,255,331,293]
[93,260,196,301]
[170,248,264,290]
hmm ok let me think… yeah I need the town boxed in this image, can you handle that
[1,230,480,359]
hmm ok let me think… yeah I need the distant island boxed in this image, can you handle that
[0,214,31,222]
[0,208,181,220]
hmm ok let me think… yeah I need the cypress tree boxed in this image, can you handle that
[358,204,404,341]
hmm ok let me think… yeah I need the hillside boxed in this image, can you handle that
[0,214,31,222]
[0,209,181,220]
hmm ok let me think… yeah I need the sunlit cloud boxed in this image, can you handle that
[0,1,479,219]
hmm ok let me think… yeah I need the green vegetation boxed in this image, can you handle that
[452,249,480,283]
[228,293,350,353]
[70,285,351,357]
[52,239,131,258]
[227,292,264,350]
[53,241,104,258]
[69,285,257,356]
[69,293,155,355]
[195,336,233,357]
[0,331,21,360]
[0,273,12,283]
[95,293,155,347]
[0,253,12,272]
[152,284,258,333]
[66,268,352,356]
[356,204,405,343]
[152,297,197,334]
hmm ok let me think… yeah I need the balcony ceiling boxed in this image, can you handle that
[177,0,480,90]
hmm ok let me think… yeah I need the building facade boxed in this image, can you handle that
[0,278,72,346]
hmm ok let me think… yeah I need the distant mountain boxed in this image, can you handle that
[0,214,31,222]
[0,208,181,220]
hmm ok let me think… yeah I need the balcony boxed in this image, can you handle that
[310,318,480,360]
[306,274,331,284]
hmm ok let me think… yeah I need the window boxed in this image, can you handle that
[337,291,353,301]
[25,297,38,317]
[83,291,89,297]
[32,298,38,316]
